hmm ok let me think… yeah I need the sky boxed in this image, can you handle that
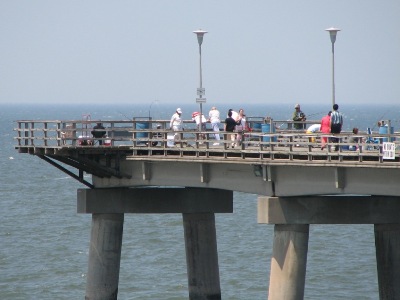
[0,0,399,106]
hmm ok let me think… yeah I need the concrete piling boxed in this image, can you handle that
[268,224,309,300]
[85,213,124,300]
[183,213,221,300]
[375,223,400,300]
[78,188,233,299]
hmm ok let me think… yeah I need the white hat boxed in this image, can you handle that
[295,104,300,108]
[176,108,182,113]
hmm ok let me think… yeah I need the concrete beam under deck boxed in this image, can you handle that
[258,195,400,224]
[80,187,233,300]
[94,160,400,197]
[259,196,400,300]
[77,187,233,214]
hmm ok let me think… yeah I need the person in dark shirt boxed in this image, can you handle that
[330,104,343,150]
[292,103,307,129]
[225,111,237,148]
[91,122,106,145]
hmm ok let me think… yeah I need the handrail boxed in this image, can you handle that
[14,119,399,164]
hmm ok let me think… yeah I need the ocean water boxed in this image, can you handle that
[2,102,400,299]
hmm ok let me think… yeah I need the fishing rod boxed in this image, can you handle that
[118,111,133,121]
[274,111,328,129]
[371,107,393,131]
[306,111,327,118]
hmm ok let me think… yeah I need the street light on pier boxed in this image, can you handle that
[193,29,207,132]
[325,27,341,106]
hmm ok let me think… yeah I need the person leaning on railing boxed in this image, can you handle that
[91,122,106,145]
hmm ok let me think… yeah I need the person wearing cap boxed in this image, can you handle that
[192,112,207,143]
[170,108,183,131]
[170,108,183,144]
[191,112,207,131]
[208,106,221,145]
[292,104,307,129]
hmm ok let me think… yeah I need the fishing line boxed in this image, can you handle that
[306,111,327,118]
[371,106,396,131]
[118,111,133,120]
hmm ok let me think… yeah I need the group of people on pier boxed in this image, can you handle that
[83,101,395,151]
[168,103,346,149]
[169,106,248,148]
[86,102,350,149]
[293,103,344,150]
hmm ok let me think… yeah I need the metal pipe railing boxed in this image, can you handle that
[14,119,400,163]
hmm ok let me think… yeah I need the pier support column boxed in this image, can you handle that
[183,213,221,300]
[375,224,400,300]
[258,195,400,299]
[268,224,309,300]
[78,188,232,299]
[86,213,124,300]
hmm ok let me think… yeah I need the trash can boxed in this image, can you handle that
[378,125,395,142]
[252,122,262,131]
[261,124,276,142]
[135,122,149,144]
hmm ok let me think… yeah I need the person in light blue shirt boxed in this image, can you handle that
[208,106,221,145]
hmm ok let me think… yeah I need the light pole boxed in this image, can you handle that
[193,29,207,132]
[325,27,340,106]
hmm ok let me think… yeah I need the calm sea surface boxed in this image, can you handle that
[2,103,400,299]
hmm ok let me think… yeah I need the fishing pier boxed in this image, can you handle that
[15,118,400,300]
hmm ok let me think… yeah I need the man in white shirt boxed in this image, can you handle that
[192,112,207,143]
[170,108,183,145]
[208,106,221,145]
[170,108,183,131]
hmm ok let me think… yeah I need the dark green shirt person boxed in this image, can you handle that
[292,104,306,129]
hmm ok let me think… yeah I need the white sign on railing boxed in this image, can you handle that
[383,142,396,160]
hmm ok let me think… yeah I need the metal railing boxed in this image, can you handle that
[15,119,400,164]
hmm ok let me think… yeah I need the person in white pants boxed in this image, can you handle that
[170,108,183,145]
[208,106,220,145]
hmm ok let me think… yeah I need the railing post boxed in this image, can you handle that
[54,122,59,147]
[30,122,35,146]
[72,123,77,146]
[17,122,22,146]
[24,122,29,146]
